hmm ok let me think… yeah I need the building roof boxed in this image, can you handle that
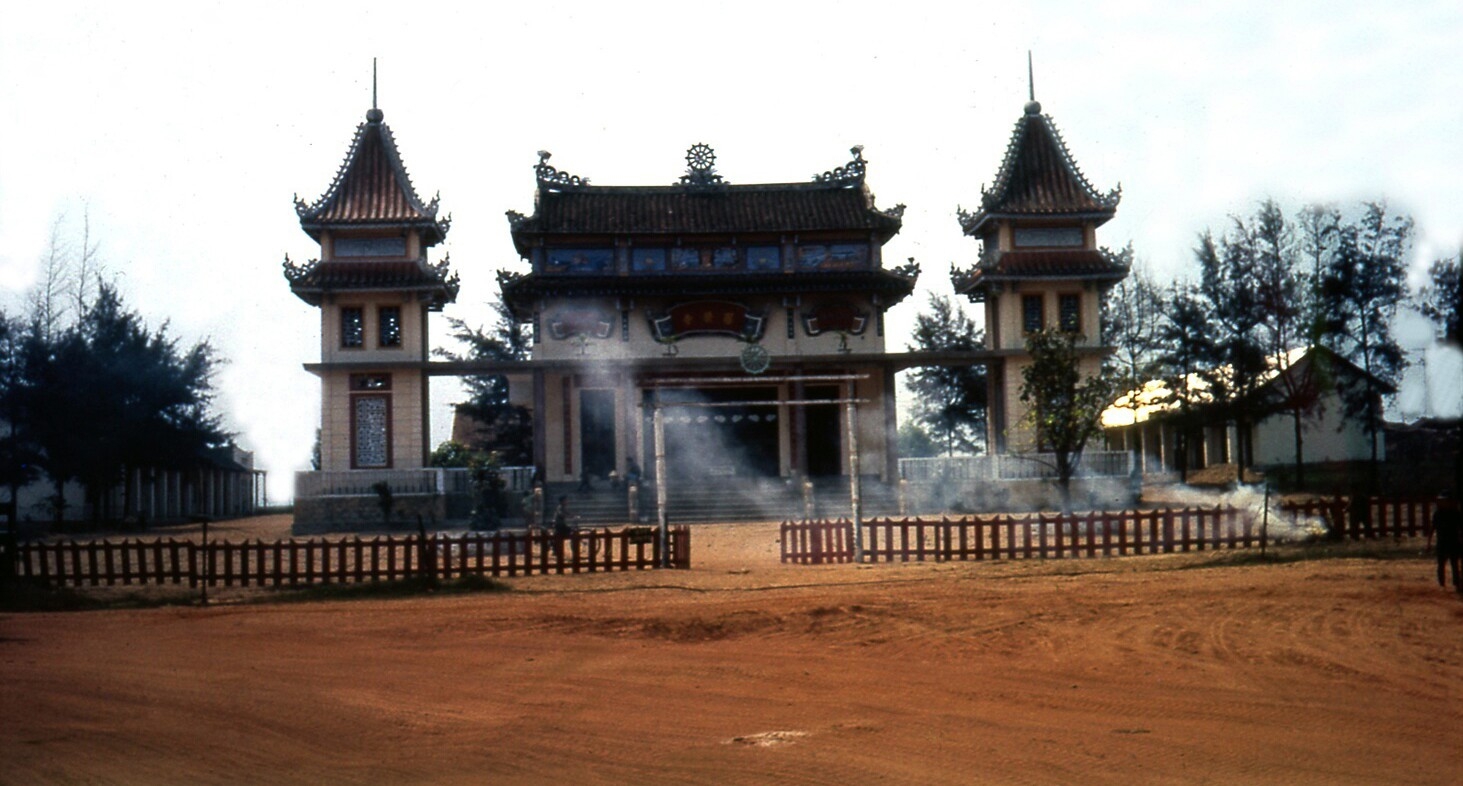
[294,107,451,246]
[953,249,1129,298]
[1100,346,1394,429]
[506,146,904,257]
[283,257,460,309]
[499,267,917,318]
[958,101,1120,236]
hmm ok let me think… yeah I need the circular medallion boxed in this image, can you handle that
[686,143,717,173]
[739,343,770,375]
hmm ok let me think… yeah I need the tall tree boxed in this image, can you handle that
[904,292,987,456]
[1320,202,1412,481]
[1416,254,1461,345]
[1413,254,1462,495]
[438,299,533,466]
[1019,328,1112,513]
[0,312,40,531]
[16,286,226,523]
[1247,200,1325,487]
[1102,250,1164,458]
[1152,283,1214,483]
[1194,226,1270,472]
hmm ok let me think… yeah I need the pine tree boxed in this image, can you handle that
[904,293,986,456]
[1320,202,1412,484]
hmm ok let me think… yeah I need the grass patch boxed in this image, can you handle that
[0,578,197,612]
[1175,539,1429,571]
[1,574,510,612]
[259,574,511,604]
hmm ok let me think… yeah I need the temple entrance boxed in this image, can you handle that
[647,387,780,481]
[579,389,616,479]
[805,385,842,477]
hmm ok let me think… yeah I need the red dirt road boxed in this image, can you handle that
[3,521,1462,785]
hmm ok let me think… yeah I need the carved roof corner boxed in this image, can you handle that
[535,150,591,191]
[813,145,867,188]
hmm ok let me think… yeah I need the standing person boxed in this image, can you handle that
[1434,493,1462,593]
[552,496,574,563]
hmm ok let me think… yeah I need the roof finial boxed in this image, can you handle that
[1024,51,1041,115]
[367,58,383,123]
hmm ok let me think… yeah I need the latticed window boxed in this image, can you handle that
[1022,295,1044,333]
[353,396,390,468]
[378,306,402,347]
[1059,294,1081,333]
[341,307,364,348]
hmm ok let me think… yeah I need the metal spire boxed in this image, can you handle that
[1027,50,1034,102]
[372,57,378,109]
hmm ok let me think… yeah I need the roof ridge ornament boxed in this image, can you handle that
[813,145,867,187]
[535,150,590,191]
[1025,50,1041,116]
[679,143,726,191]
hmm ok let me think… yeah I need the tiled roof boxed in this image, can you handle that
[953,250,1128,296]
[507,147,904,257]
[987,250,1126,277]
[510,185,902,255]
[295,108,450,246]
[959,103,1120,235]
[283,258,460,309]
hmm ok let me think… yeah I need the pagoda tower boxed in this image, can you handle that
[285,105,458,473]
[953,96,1126,453]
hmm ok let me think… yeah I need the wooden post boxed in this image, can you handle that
[654,403,668,569]
[846,399,863,563]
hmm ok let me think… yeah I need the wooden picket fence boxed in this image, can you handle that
[1278,496,1436,541]
[3,526,692,589]
[781,497,1442,565]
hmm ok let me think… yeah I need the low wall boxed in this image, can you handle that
[292,494,449,535]
[905,476,1138,514]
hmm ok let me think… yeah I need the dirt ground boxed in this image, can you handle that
[3,516,1462,785]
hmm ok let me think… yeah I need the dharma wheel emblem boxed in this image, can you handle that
[686,143,716,173]
[680,143,726,189]
[740,343,770,375]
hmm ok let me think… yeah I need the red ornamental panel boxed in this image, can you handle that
[650,301,765,342]
[802,302,868,336]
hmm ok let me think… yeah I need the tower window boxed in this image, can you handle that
[341,307,364,348]
[352,395,390,468]
[379,306,402,347]
[1022,295,1044,333]
[1059,294,1081,333]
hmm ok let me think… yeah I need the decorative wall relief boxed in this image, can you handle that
[796,243,869,270]
[548,307,615,340]
[802,302,869,336]
[544,248,614,274]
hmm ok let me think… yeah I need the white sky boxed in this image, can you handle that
[2,1,1461,499]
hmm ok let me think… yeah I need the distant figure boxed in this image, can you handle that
[625,458,642,488]
[551,496,574,562]
[1434,494,1462,592]
[608,469,621,491]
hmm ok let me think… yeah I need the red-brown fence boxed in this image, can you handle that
[782,497,1441,565]
[3,526,691,589]
[1279,497,1436,541]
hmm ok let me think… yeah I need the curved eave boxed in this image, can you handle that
[954,269,1127,301]
[288,282,457,311]
[961,207,1117,237]
[299,217,450,247]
